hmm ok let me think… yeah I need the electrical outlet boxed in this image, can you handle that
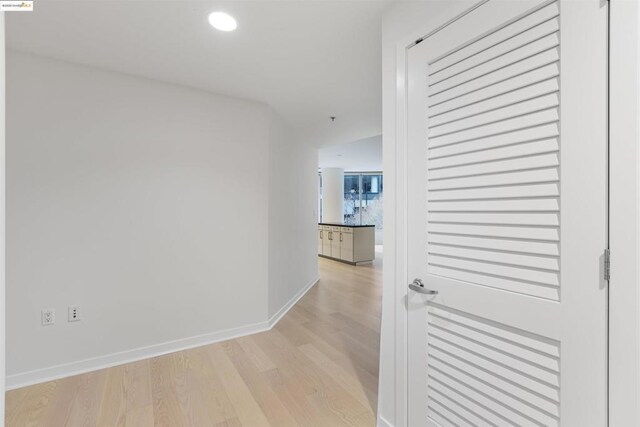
[41,308,55,326]
[68,305,80,322]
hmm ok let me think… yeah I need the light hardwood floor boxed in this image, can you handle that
[5,255,382,426]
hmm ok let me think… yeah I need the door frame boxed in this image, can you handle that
[0,11,5,422]
[381,0,640,426]
[608,1,640,425]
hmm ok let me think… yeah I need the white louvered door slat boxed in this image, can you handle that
[407,1,608,426]
[428,79,560,129]
[428,63,561,117]
[428,2,560,75]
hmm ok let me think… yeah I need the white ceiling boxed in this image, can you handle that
[319,134,382,171]
[6,0,390,147]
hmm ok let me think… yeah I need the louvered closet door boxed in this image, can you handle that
[406,1,608,426]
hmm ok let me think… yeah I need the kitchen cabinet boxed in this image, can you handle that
[317,223,375,264]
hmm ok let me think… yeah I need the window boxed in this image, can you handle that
[343,174,361,225]
[360,174,383,229]
[318,171,383,229]
[343,173,383,228]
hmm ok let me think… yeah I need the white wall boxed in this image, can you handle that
[267,112,319,318]
[319,135,382,172]
[6,51,317,387]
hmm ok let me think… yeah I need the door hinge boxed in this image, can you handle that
[604,249,611,281]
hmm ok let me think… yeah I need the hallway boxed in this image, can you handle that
[5,257,382,426]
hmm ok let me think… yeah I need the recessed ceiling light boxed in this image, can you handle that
[208,12,237,32]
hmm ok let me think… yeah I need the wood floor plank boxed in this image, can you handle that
[7,382,58,427]
[211,417,243,427]
[5,386,29,424]
[172,351,215,426]
[149,356,184,427]
[261,366,330,426]
[254,328,374,426]
[276,315,379,397]
[298,343,373,410]
[56,371,107,427]
[235,335,277,373]
[221,339,299,427]
[125,405,154,427]
[5,256,382,426]
[123,360,152,411]
[205,343,271,426]
[298,317,380,377]
[181,347,239,425]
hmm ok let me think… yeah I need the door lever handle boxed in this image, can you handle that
[409,278,438,295]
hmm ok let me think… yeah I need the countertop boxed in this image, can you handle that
[318,223,375,228]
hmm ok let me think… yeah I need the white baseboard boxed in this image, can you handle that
[6,276,320,391]
[378,415,394,427]
[6,320,270,391]
[268,276,319,327]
